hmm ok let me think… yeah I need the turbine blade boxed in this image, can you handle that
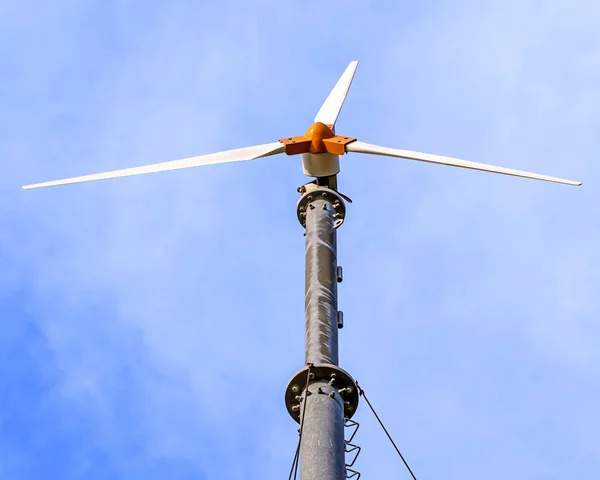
[22,142,285,190]
[314,61,358,128]
[346,141,582,186]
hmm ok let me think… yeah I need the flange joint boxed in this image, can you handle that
[285,364,359,423]
[296,186,346,229]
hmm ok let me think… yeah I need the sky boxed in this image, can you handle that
[1,0,598,478]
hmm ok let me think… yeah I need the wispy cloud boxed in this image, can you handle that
[1,0,598,479]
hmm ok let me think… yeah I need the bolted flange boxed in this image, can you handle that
[285,364,359,423]
[296,186,347,229]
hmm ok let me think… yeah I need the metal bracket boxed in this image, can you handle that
[345,442,361,468]
[346,467,361,479]
[337,310,344,329]
[336,266,344,283]
[322,136,357,155]
[280,136,312,155]
[344,418,360,443]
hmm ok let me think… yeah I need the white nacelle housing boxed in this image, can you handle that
[302,153,340,177]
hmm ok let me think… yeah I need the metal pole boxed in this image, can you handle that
[303,190,340,366]
[285,185,359,480]
[300,377,346,479]
[301,189,345,479]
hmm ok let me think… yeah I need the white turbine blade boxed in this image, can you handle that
[314,61,358,127]
[22,142,285,190]
[346,141,582,186]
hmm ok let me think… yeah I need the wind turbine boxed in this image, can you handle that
[23,61,581,479]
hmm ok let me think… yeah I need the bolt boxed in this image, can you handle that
[333,201,340,208]
[317,387,324,394]
[309,373,315,379]
[307,196,313,202]
[328,391,335,398]
[322,192,328,197]
[299,206,305,212]
[292,405,300,412]
[295,395,303,402]
[291,385,300,393]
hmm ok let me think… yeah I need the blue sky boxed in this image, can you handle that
[1,0,598,478]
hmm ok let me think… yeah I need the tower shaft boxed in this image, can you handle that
[287,186,355,480]
[304,191,340,366]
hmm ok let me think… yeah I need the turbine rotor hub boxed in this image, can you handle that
[304,122,335,154]
[279,124,356,157]
[279,123,356,178]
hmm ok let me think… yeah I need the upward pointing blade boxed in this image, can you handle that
[314,61,358,128]
[22,142,285,189]
[346,141,582,186]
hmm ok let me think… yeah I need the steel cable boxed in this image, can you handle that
[288,364,313,480]
[356,382,418,480]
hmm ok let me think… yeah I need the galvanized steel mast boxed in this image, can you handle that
[285,180,359,480]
